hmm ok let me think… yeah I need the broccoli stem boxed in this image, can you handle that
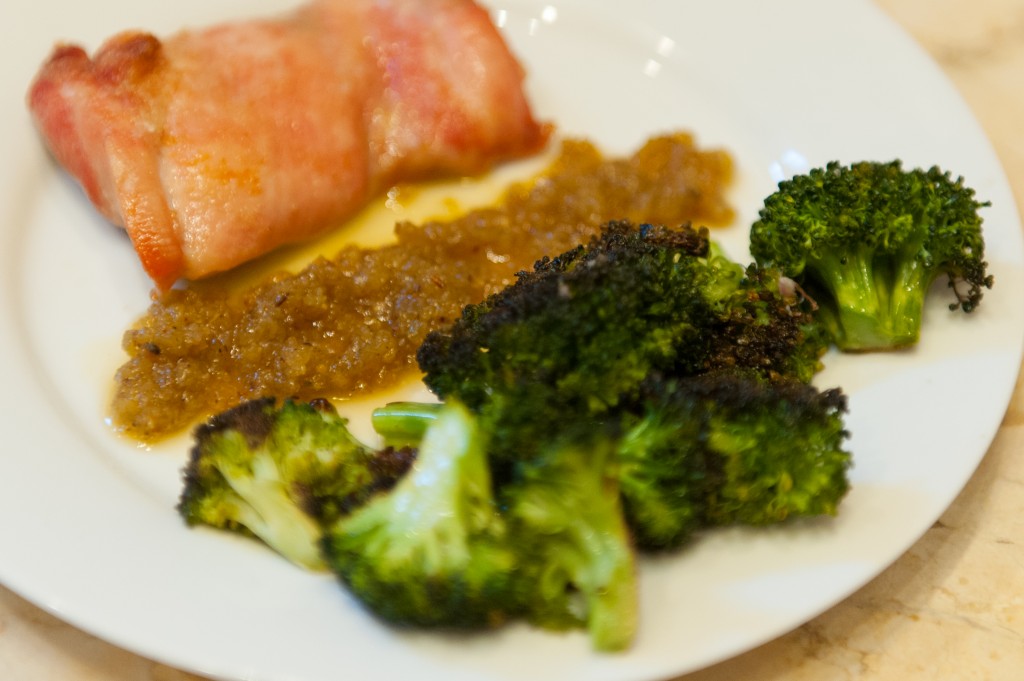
[882,255,936,348]
[577,511,638,652]
[510,437,638,651]
[220,451,328,570]
[811,246,916,351]
[371,401,443,448]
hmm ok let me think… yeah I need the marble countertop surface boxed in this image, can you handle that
[2,0,1023,679]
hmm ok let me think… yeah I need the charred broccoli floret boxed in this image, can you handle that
[417,221,824,465]
[321,401,521,629]
[616,372,852,550]
[418,221,712,412]
[703,264,829,383]
[178,398,413,569]
[749,160,993,351]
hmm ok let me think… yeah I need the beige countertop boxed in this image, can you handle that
[2,0,1023,679]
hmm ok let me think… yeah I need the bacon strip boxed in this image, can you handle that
[27,0,549,290]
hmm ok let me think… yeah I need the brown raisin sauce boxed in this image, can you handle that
[111,133,734,440]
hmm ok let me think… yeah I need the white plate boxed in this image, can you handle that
[1,1,1022,680]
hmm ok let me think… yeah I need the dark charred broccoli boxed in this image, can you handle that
[616,371,852,550]
[178,398,413,569]
[417,221,825,466]
[702,263,829,383]
[418,221,712,411]
[749,160,993,351]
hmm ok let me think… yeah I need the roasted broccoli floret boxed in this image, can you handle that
[614,393,711,551]
[749,160,993,351]
[695,374,850,527]
[330,401,640,649]
[702,263,829,383]
[501,424,638,651]
[321,401,521,628]
[417,221,824,465]
[178,398,413,569]
[418,221,711,412]
[617,372,852,550]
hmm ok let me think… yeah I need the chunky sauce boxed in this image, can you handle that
[111,133,734,440]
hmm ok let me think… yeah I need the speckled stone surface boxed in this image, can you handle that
[2,1,1022,679]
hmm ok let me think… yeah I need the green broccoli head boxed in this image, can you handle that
[617,371,851,549]
[685,372,851,526]
[321,401,521,629]
[501,424,638,652]
[750,160,993,351]
[615,400,714,551]
[178,398,412,569]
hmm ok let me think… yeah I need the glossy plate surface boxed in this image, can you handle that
[1,1,1022,680]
